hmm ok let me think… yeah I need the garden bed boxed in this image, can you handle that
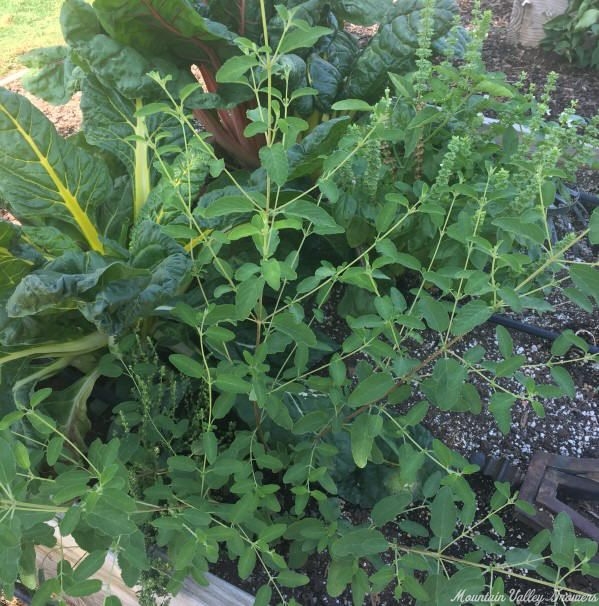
[4,0,595,472]
[1,0,598,604]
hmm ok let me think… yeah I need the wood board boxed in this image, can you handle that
[35,525,255,606]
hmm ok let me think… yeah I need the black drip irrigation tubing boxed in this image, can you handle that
[574,188,599,209]
[488,313,599,355]
[11,585,32,604]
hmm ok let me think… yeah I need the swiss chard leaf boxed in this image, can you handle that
[20,46,82,105]
[92,0,235,64]
[344,0,462,102]
[0,88,123,251]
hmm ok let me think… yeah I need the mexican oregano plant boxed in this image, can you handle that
[1,2,599,606]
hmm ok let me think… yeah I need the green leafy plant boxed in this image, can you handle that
[0,82,197,445]
[542,0,599,67]
[1,2,599,606]
[22,0,466,168]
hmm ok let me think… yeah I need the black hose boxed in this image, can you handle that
[566,186,599,209]
[12,585,31,605]
[489,313,599,355]
[578,190,599,208]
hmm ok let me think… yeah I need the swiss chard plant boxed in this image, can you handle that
[22,0,466,168]
[1,2,599,606]
[0,83,200,445]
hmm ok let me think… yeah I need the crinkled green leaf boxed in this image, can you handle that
[307,54,341,113]
[344,0,461,101]
[20,46,82,105]
[332,0,394,25]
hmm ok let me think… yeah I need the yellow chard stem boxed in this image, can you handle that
[134,98,151,222]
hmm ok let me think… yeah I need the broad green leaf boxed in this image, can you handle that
[260,143,289,187]
[400,401,429,427]
[329,355,346,386]
[350,414,383,468]
[0,88,112,252]
[216,55,258,83]
[418,297,449,332]
[550,366,575,398]
[489,393,516,434]
[287,117,350,179]
[496,325,513,358]
[30,579,60,606]
[408,106,443,129]
[0,437,17,487]
[277,570,309,588]
[334,0,394,25]
[474,79,514,98]
[169,354,206,379]
[347,372,395,408]
[330,528,388,558]
[570,264,599,305]
[402,574,430,601]
[203,196,255,218]
[399,520,429,538]
[238,547,256,579]
[550,512,576,568]
[327,559,354,596]
[421,358,466,411]
[272,312,317,346]
[282,200,344,235]
[214,374,251,395]
[307,54,342,113]
[85,494,138,537]
[575,8,599,30]
[67,579,103,597]
[505,547,544,569]
[430,486,456,539]
[331,99,373,112]
[73,551,107,582]
[529,529,551,554]
[279,25,332,54]
[372,492,412,526]
[551,330,590,355]
[451,300,493,336]
[92,0,233,61]
[14,441,30,470]
[235,277,264,319]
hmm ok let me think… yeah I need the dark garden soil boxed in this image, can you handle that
[1,1,598,604]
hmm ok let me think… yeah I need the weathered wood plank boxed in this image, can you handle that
[507,0,568,47]
[36,525,254,606]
